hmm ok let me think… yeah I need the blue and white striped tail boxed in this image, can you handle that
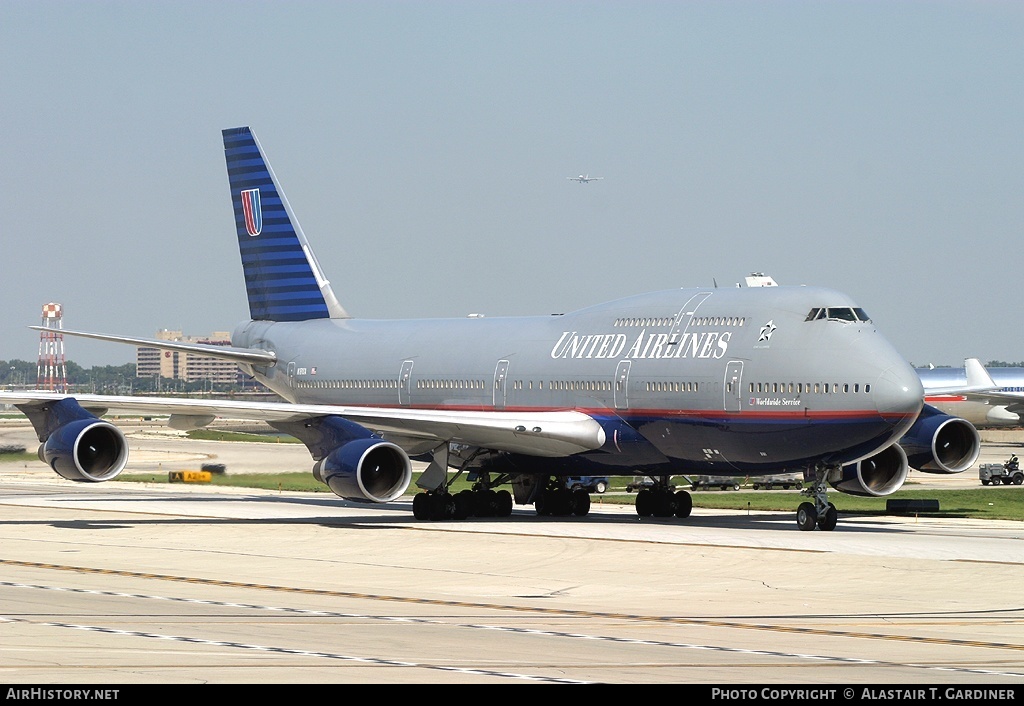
[223,127,348,322]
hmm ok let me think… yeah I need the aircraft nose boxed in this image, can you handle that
[873,362,924,425]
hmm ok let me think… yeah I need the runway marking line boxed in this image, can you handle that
[3,579,1023,680]
[5,557,1024,656]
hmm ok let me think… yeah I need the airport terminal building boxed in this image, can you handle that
[136,330,240,385]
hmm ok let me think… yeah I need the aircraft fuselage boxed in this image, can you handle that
[234,283,924,476]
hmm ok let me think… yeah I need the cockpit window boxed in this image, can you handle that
[827,307,857,322]
[805,307,871,323]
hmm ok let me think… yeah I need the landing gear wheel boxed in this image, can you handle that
[674,490,692,518]
[817,503,837,531]
[453,490,474,520]
[430,493,455,520]
[571,489,591,516]
[635,488,654,517]
[797,501,818,531]
[494,489,513,517]
[412,492,430,520]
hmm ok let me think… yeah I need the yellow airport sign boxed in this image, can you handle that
[168,470,212,483]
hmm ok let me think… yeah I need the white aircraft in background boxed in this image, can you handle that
[567,174,603,183]
[917,358,1024,427]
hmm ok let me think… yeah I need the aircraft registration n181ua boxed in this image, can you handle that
[0,127,982,531]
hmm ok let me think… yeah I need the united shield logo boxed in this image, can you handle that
[241,188,262,236]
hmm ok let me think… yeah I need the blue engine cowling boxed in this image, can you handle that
[898,404,980,474]
[41,418,129,482]
[832,443,909,497]
[312,438,412,503]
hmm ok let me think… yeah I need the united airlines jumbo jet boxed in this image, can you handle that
[0,127,982,531]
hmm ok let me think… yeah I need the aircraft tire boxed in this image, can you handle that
[817,503,838,531]
[412,493,430,521]
[635,489,654,517]
[674,490,692,518]
[495,489,513,517]
[453,490,474,520]
[430,493,455,521]
[572,489,591,516]
[796,502,818,531]
[476,489,499,517]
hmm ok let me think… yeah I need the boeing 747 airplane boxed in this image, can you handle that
[0,127,982,531]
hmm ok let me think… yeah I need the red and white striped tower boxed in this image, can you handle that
[37,303,68,392]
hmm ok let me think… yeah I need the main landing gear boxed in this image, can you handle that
[412,471,513,521]
[634,476,692,519]
[534,476,592,517]
[796,463,838,531]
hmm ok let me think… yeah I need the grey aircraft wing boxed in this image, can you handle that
[0,390,605,458]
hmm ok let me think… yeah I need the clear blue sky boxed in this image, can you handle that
[2,1,1022,369]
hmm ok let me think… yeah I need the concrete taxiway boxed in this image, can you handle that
[1,419,1023,684]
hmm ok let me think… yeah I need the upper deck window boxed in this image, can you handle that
[805,307,871,323]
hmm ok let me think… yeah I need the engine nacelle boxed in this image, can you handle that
[832,443,909,497]
[313,438,412,503]
[899,404,980,474]
[41,418,129,482]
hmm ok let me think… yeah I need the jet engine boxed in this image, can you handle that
[272,415,414,504]
[40,418,129,482]
[831,442,909,497]
[312,438,412,503]
[899,404,981,474]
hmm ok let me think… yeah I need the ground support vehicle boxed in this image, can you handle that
[625,476,678,493]
[979,463,1024,485]
[565,476,609,494]
[751,474,802,490]
[690,475,741,491]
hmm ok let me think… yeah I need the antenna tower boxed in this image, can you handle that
[37,302,68,392]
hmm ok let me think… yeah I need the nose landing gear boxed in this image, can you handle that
[797,464,838,531]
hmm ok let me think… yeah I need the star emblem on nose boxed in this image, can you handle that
[758,320,777,342]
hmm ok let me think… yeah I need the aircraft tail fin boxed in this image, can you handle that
[222,127,348,321]
[963,357,998,391]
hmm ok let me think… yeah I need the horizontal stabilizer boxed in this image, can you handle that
[28,326,276,366]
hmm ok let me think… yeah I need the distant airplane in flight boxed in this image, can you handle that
[568,174,603,183]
